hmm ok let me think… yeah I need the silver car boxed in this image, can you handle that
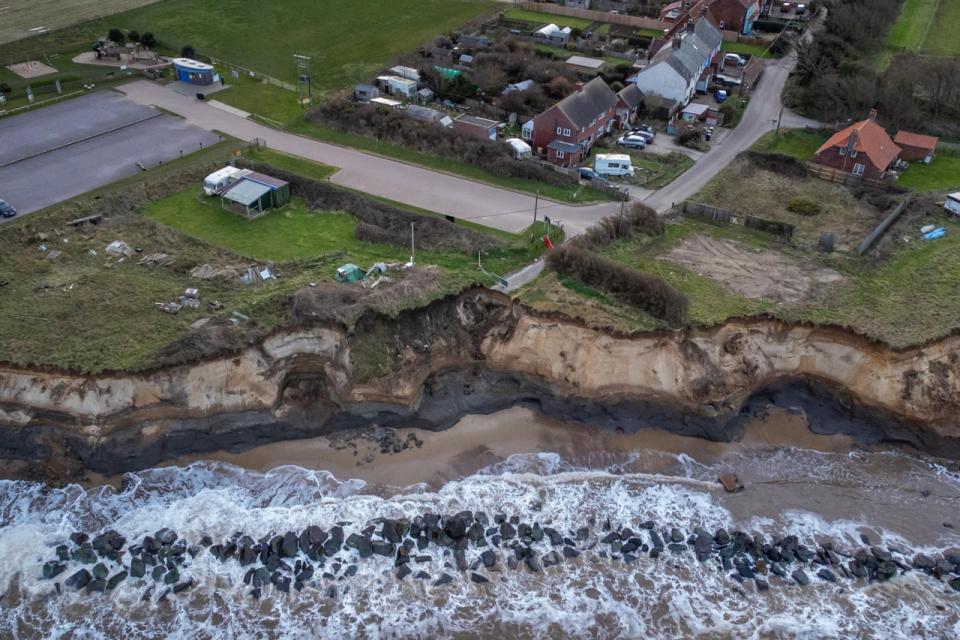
[616,135,647,149]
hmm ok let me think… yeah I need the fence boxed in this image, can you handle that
[206,57,296,92]
[805,162,888,190]
[857,194,913,256]
[519,1,669,30]
[683,201,733,223]
[683,202,794,240]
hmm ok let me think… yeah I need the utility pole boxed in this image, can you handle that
[531,190,539,242]
[410,222,416,266]
[775,102,785,135]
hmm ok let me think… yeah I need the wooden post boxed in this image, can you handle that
[530,190,540,241]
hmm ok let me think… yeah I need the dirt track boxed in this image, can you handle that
[663,234,843,305]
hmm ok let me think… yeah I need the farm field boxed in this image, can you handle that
[886,0,960,56]
[502,8,593,29]
[102,0,495,87]
[0,0,162,45]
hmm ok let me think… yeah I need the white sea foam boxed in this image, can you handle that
[0,447,958,638]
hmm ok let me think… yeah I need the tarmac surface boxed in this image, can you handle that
[0,92,219,218]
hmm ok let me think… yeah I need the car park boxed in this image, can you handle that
[0,199,16,218]
[616,135,647,149]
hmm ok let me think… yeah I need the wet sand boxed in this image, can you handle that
[159,406,854,488]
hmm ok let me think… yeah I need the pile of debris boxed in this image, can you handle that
[139,253,175,267]
[191,264,275,285]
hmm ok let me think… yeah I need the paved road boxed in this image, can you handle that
[118,81,616,236]
[643,50,804,212]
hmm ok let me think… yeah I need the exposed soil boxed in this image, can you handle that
[663,234,843,304]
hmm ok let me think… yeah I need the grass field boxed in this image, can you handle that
[503,8,593,29]
[753,129,829,160]
[885,0,960,56]
[720,41,773,59]
[0,0,162,45]
[897,148,960,191]
[104,0,494,86]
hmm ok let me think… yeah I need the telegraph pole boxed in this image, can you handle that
[531,190,540,242]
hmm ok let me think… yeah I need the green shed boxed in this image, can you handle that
[336,263,364,283]
[219,171,290,218]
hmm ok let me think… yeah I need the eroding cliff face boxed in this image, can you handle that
[0,288,958,474]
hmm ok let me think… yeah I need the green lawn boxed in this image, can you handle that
[245,148,337,182]
[721,41,773,58]
[923,0,960,55]
[143,187,555,284]
[897,148,960,191]
[753,129,829,160]
[503,8,593,29]
[636,28,666,38]
[887,0,940,50]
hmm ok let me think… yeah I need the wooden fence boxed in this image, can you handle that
[520,1,669,30]
[206,56,296,92]
[805,162,888,190]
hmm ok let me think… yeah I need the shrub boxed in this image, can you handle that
[140,32,157,48]
[678,129,703,148]
[181,44,196,59]
[128,30,140,44]
[572,202,664,251]
[786,197,823,216]
[742,151,809,177]
[108,28,125,45]
[546,245,688,327]
[310,99,575,189]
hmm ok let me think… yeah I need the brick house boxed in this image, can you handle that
[814,110,901,180]
[893,130,939,163]
[706,0,760,34]
[531,77,618,166]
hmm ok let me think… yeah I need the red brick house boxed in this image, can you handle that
[706,0,760,34]
[893,130,939,163]
[531,77,618,167]
[814,111,901,180]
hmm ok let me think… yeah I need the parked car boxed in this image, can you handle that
[626,129,655,143]
[714,89,728,103]
[577,167,600,181]
[616,135,646,149]
[0,199,16,218]
[634,124,656,136]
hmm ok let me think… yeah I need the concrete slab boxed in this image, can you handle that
[0,95,219,219]
[208,100,251,119]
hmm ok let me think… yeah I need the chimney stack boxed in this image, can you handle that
[868,108,878,121]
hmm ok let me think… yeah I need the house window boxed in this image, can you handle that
[556,126,563,135]
[839,147,846,156]
[852,163,865,176]
[850,150,858,158]
[556,150,566,159]
[719,20,725,28]
[564,128,572,136]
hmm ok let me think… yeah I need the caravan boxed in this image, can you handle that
[594,153,635,178]
[203,166,246,196]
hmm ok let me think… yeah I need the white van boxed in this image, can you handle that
[203,166,246,196]
[594,153,635,178]
[723,53,745,67]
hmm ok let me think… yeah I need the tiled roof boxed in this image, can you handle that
[554,77,618,129]
[817,119,901,170]
[893,130,939,150]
